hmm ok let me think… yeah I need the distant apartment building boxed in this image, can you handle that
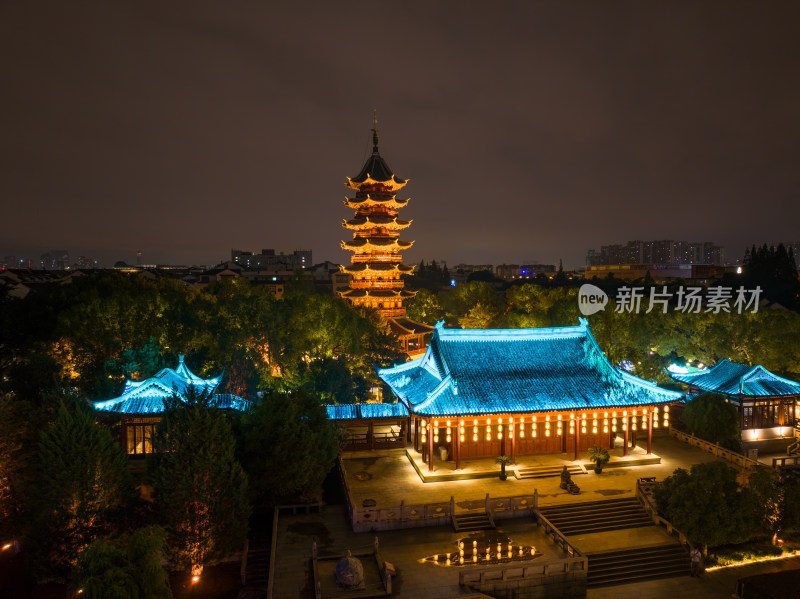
[587,240,725,267]
[450,263,493,284]
[231,248,311,270]
[39,250,70,270]
[495,263,556,279]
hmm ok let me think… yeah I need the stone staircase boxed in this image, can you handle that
[243,513,272,589]
[537,497,653,536]
[453,511,495,532]
[515,463,587,479]
[586,544,690,587]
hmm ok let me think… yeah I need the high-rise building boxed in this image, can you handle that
[231,248,311,270]
[587,240,725,266]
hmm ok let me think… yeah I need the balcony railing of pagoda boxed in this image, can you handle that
[379,308,407,318]
[348,280,404,290]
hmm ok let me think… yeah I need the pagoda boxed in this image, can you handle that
[340,118,432,355]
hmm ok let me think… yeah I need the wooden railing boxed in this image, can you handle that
[342,430,404,451]
[532,511,583,559]
[635,477,693,553]
[458,556,587,586]
[669,428,760,470]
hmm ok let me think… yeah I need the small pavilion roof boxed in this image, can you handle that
[389,316,434,336]
[670,359,800,397]
[378,320,681,417]
[94,355,249,414]
[326,402,409,421]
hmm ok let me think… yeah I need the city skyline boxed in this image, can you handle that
[2,2,799,269]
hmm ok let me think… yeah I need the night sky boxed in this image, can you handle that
[1,2,798,269]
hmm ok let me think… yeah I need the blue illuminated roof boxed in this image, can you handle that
[93,355,249,414]
[325,403,409,421]
[670,359,800,397]
[377,319,681,417]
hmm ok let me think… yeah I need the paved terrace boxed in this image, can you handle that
[271,435,800,598]
[341,434,727,510]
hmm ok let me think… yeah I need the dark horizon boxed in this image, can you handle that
[2,2,798,270]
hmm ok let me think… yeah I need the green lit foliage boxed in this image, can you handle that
[26,403,133,581]
[681,393,741,451]
[76,526,172,599]
[149,391,250,572]
[747,467,784,544]
[439,281,504,329]
[654,461,756,551]
[780,470,800,533]
[240,390,343,507]
[587,445,611,472]
[405,288,444,325]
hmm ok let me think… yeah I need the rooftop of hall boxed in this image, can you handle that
[670,359,800,397]
[378,319,681,417]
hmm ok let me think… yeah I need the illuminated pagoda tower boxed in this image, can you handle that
[341,118,432,355]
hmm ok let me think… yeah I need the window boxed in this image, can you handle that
[126,422,156,454]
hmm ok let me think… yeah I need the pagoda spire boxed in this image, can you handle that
[372,109,379,154]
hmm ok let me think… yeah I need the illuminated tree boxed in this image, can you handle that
[748,467,784,545]
[149,392,250,572]
[654,461,755,553]
[76,526,172,599]
[26,403,132,580]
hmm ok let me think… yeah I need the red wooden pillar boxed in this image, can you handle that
[368,422,375,450]
[574,423,580,461]
[510,420,516,465]
[455,424,461,470]
[623,416,629,457]
[414,418,419,452]
[428,423,434,473]
[647,410,653,455]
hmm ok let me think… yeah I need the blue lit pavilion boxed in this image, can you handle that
[671,359,800,446]
[377,319,681,470]
[93,355,248,455]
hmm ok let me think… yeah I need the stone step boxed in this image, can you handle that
[515,464,587,479]
[453,512,495,532]
[587,544,689,587]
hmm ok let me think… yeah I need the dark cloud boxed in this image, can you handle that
[1,1,798,267]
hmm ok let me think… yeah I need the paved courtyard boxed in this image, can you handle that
[271,434,800,598]
[342,434,727,510]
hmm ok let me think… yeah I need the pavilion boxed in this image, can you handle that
[377,319,682,471]
[93,355,249,455]
[670,359,800,445]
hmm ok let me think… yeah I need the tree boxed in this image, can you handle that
[654,461,756,553]
[681,393,741,451]
[76,526,172,599]
[240,390,342,506]
[748,467,784,544]
[495,456,512,481]
[149,392,250,573]
[587,445,610,473]
[26,403,133,580]
[405,288,444,324]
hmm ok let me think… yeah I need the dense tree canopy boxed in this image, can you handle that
[681,393,741,451]
[239,390,342,506]
[149,392,250,572]
[26,403,133,580]
[76,526,172,599]
[655,461,756,551]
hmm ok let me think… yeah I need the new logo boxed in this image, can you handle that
[578,284,608,315]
